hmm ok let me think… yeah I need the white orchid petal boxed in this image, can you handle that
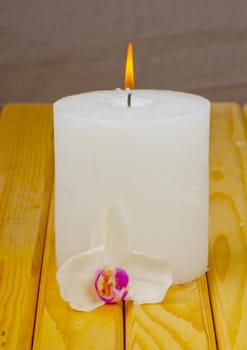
[103,206,128,265]
[57,246,105,311]
[123,251,172,304]
[91,206,108,248]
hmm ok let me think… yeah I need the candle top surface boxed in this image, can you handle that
[54,90,210,122]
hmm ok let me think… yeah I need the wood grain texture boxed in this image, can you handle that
[208,103,247,350]
[125,275,216,349]
[33,191,124,350]
[0,105,53,350]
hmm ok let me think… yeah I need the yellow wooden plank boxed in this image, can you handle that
[243,104,247,123]
[208,102,247,350]
[125,274,216,350]
[0,104,53,350]
[33,190,124,350]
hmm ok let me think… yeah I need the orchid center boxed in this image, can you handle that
[94,267,129,303]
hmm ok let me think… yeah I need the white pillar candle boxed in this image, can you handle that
[54,89,210,286]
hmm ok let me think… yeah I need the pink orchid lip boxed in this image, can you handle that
[94,267,129,304]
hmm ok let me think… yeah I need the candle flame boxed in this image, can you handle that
[124,42,135,89]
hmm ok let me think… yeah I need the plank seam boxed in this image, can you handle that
[123,301,126,350]
[31,180,54,350]
[206,273,219,350]
[241,104,247,139]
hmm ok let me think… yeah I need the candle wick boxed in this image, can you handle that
[127,93,132,108]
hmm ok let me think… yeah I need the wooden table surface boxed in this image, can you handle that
[0,103,247,350]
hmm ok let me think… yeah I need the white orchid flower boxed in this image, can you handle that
[57,206,172,312]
